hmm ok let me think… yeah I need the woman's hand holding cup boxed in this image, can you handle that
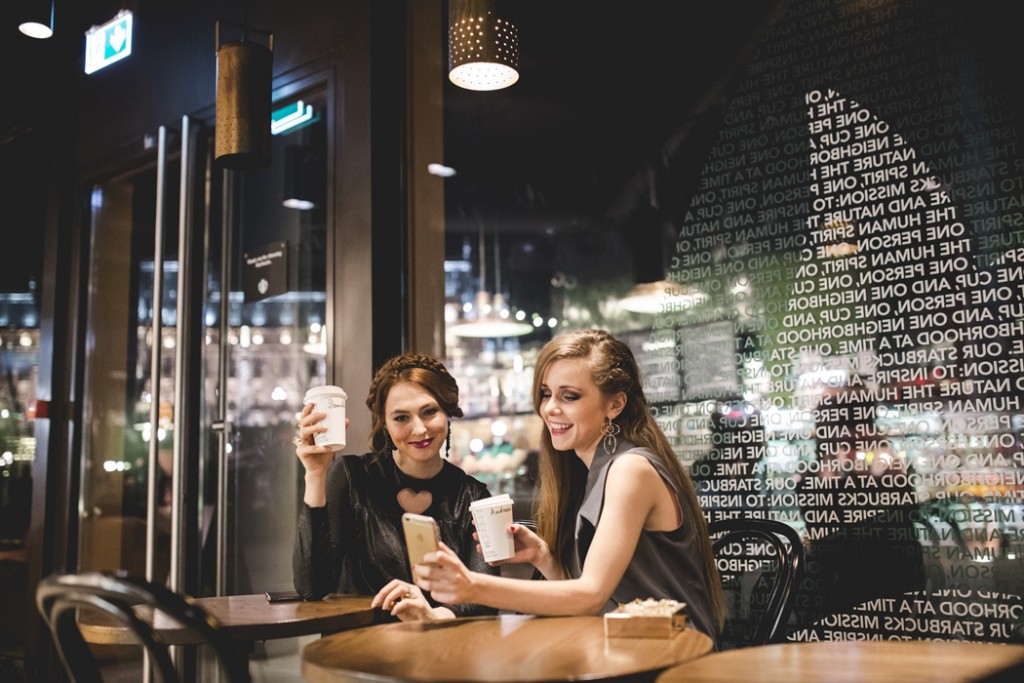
[507,523,548,565]
[294,404,349,508]
[294,403,337,477]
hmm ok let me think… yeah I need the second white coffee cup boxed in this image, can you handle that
[304,385,347,451]
[469,494,515,562]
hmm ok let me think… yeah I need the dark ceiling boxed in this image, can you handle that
[441,1,783,236]
[0,1,784,290]
[436,1,786,318]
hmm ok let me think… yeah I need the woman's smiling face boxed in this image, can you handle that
[539,358,619,463]
[385,381,449,469]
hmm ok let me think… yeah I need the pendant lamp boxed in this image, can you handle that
[215,20,273,170]
[19,0,54,39]
[448,0,519,91]
[449,290,533,338]
[620,202,678,314]
[449,224,532,338]
[282,145,323,210]
[620,165,706,314]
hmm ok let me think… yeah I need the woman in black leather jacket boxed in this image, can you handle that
[292,354,498,621]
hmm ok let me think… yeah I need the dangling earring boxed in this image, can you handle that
[384,432,396,453]
[602,417,620,455]
[445,421,452,459]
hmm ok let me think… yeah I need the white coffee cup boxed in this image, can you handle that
[469,494,515,562]
[304,385,347,451]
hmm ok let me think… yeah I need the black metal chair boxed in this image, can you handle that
[35,570,250,683]
[708,517,804,649]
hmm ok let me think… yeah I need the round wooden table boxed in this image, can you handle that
[655,640,1024,683]
[79,593,376,645]
[301,614,713,683]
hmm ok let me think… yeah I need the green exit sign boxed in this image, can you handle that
[271,100,318,135]
[85,10,133,75]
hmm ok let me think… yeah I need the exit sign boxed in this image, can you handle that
[85,10,133,74]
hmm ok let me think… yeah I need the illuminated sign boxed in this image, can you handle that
[84,10,133,75]
[271,100,318,135]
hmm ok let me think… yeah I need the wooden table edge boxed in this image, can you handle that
[77,593,377,646]
[300,616,714,683]
[655,640,1024,683]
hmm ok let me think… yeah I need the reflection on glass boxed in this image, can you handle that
[80,165,180,582]
[440,1,1024,644]
[220,88,329,597]
[75,90,330,617]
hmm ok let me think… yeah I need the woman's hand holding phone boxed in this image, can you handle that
[402,513,440,571]
[368,514,455,622]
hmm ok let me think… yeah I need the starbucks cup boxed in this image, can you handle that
[304,385,347,451]
[469,494,515,562]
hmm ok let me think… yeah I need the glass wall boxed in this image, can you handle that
[439,0,1023,644]
[79,155,178,581]
[71,87,328,680]
[222,87,329,598]
[0,126,43,677]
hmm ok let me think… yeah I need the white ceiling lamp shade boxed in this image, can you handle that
[620,280,708,315]
[19,0,54,39]
[448,291,533,338]
[449,0,520,91]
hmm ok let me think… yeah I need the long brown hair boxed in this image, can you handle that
[364,354,463,457]
[532,329,724,629]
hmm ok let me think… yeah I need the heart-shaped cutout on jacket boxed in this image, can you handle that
[397,488,433,514]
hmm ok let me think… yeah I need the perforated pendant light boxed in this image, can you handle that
[215,20,274,170]
[448,0,519,91]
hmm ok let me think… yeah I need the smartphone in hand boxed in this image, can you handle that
[402,512,440,576]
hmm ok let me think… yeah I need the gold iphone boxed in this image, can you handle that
[402,512,439,576]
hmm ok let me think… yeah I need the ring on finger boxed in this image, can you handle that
[292,436,304,447]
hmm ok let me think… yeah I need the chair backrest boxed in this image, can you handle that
[35,570,250,683]
[708,517,804,649]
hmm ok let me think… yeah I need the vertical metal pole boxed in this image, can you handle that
[216,170,234,596]
[172,114,209,681]
[170,116,194,595]
[143,125,169,683]
[146,126,168,583]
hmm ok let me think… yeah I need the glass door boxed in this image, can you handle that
[218,87,328,598]
[79,123,192,587]
[76,86,329,680]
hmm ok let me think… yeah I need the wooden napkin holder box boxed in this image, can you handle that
[603,602,688,639]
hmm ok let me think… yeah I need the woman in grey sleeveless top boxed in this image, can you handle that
[416,329,724,646]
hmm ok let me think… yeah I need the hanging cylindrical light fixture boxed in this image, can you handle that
[283,145,324,210]
[19,0,54,39]
[448,0,519,91]
[215,20,273,170]
[619,201,677,315]
[620,164,707,314]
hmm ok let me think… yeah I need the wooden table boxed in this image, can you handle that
[301,614,713,683]
[656,640,1024,683]
[79,593,376,646]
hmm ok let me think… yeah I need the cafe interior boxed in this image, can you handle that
[2,0,1023,681]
